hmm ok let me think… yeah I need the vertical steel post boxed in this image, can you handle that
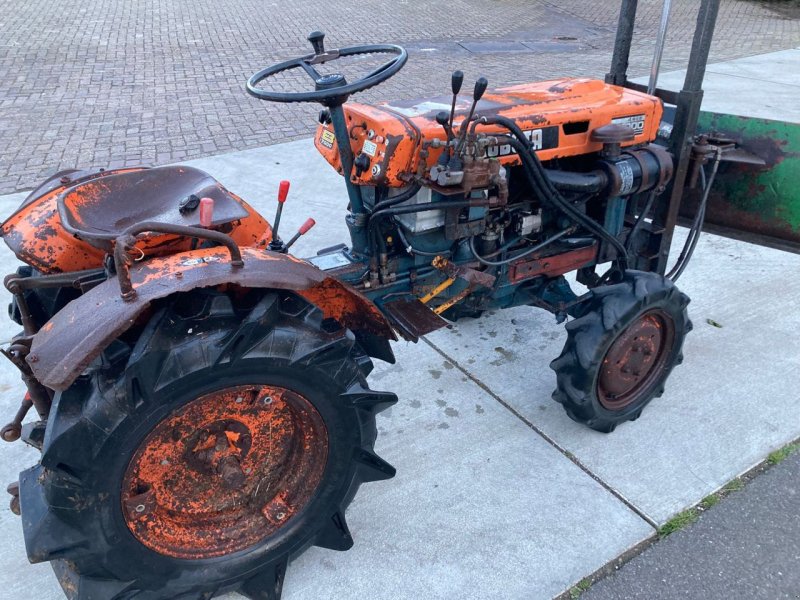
[648,0,674,95]
[651,0,721,273]
[606,0,639,86]
[329,104,369,255]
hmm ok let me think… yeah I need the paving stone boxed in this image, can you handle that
[1,0,799,194]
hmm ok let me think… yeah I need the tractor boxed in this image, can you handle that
[1,0,776,597]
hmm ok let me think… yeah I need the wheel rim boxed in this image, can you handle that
[597,309,676,411]
[121,384,328,559]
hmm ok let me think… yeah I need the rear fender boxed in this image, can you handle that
[27,247,396,390]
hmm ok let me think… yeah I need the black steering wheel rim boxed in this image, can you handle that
[246,42,407,105]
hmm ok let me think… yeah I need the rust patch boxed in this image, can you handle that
[299,277,396,338]
[122,384,327,559]
[27,247,395,391]
[598,309,675,411]
[1,166,270,274]
[508,243,597,283]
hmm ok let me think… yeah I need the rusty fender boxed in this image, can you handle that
[27,246,396,391]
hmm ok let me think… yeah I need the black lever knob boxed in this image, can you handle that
[435,111,449,126]
[451,70,464,95]
[308,31,326,55]
[354,153,370,177]
[473,77,488,102]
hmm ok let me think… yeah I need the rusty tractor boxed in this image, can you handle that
[1,0,790,598]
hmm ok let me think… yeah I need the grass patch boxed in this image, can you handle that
[658,508,699,537]
[721,477,745,493]
[659,476,746,537]
[568,578,592,599]
[767,442,799,466]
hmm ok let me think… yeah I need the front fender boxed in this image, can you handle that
[27,247,396,390]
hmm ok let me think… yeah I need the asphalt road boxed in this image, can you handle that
[584,451,800,600]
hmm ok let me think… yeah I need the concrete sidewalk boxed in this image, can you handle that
[1,50,799,599]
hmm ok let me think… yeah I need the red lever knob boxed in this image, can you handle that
[299,218,316,235]
[199,197,214,227]
[277,180,290,203]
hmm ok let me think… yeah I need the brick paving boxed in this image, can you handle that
[0,0,798,194]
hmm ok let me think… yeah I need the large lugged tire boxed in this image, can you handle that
[18,289,397,599]
[550,270,692,433]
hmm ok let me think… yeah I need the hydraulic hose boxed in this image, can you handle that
[395,225,452,257]
[469,226,576,267]
[372,183,422,212]
[626,190,657,252]
[666,147,722,282]
[470,115,628,268]
[494,132,629,270]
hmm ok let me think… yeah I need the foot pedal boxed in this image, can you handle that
[382,298,449,342]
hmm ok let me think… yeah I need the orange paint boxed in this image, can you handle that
[121,384,328,559]
[0,168,271,274]
[314,78,663,187]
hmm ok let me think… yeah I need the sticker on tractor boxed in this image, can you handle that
[362,139,378,157]
[320,129,336,149]
[180,256,221,267]
[486,125,559,158]
[612,114,646,134]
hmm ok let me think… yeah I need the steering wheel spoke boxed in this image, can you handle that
[298,60,322,81]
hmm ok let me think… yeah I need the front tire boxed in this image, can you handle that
[19,289,397,599]
[550,270,692,433]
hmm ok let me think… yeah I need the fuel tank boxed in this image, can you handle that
[314,78,663,187]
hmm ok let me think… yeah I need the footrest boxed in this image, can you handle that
[382,298,449,342]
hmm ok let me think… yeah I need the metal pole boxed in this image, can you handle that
[651,0,721,274]
[606,0,639,86]
[647,0,673,95]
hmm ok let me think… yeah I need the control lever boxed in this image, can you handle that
[284,218,317,251]
[434,71,464,163]
[447,71,464,150]
[455,76,488,157]
[269,180,290,252]
[435,111,455,162]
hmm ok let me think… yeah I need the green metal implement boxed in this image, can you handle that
[685,112,800,252]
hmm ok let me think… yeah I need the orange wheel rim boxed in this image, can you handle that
[121,384,328,559]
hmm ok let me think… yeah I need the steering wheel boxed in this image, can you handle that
[246,31,407,105]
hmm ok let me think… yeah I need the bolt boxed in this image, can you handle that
[160,459,170,466]
[263,396,273,405]
[276,512,286,521]
[28,354,38,363]
[235,396,243,404]
[135,504,146,513]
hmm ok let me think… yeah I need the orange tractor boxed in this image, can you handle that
[1,0,730,597]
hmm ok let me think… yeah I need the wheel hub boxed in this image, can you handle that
[121,384,328,559]
[597,309,675,411]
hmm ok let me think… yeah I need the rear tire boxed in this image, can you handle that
[550,270,691,433]
[18,289,397,599]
